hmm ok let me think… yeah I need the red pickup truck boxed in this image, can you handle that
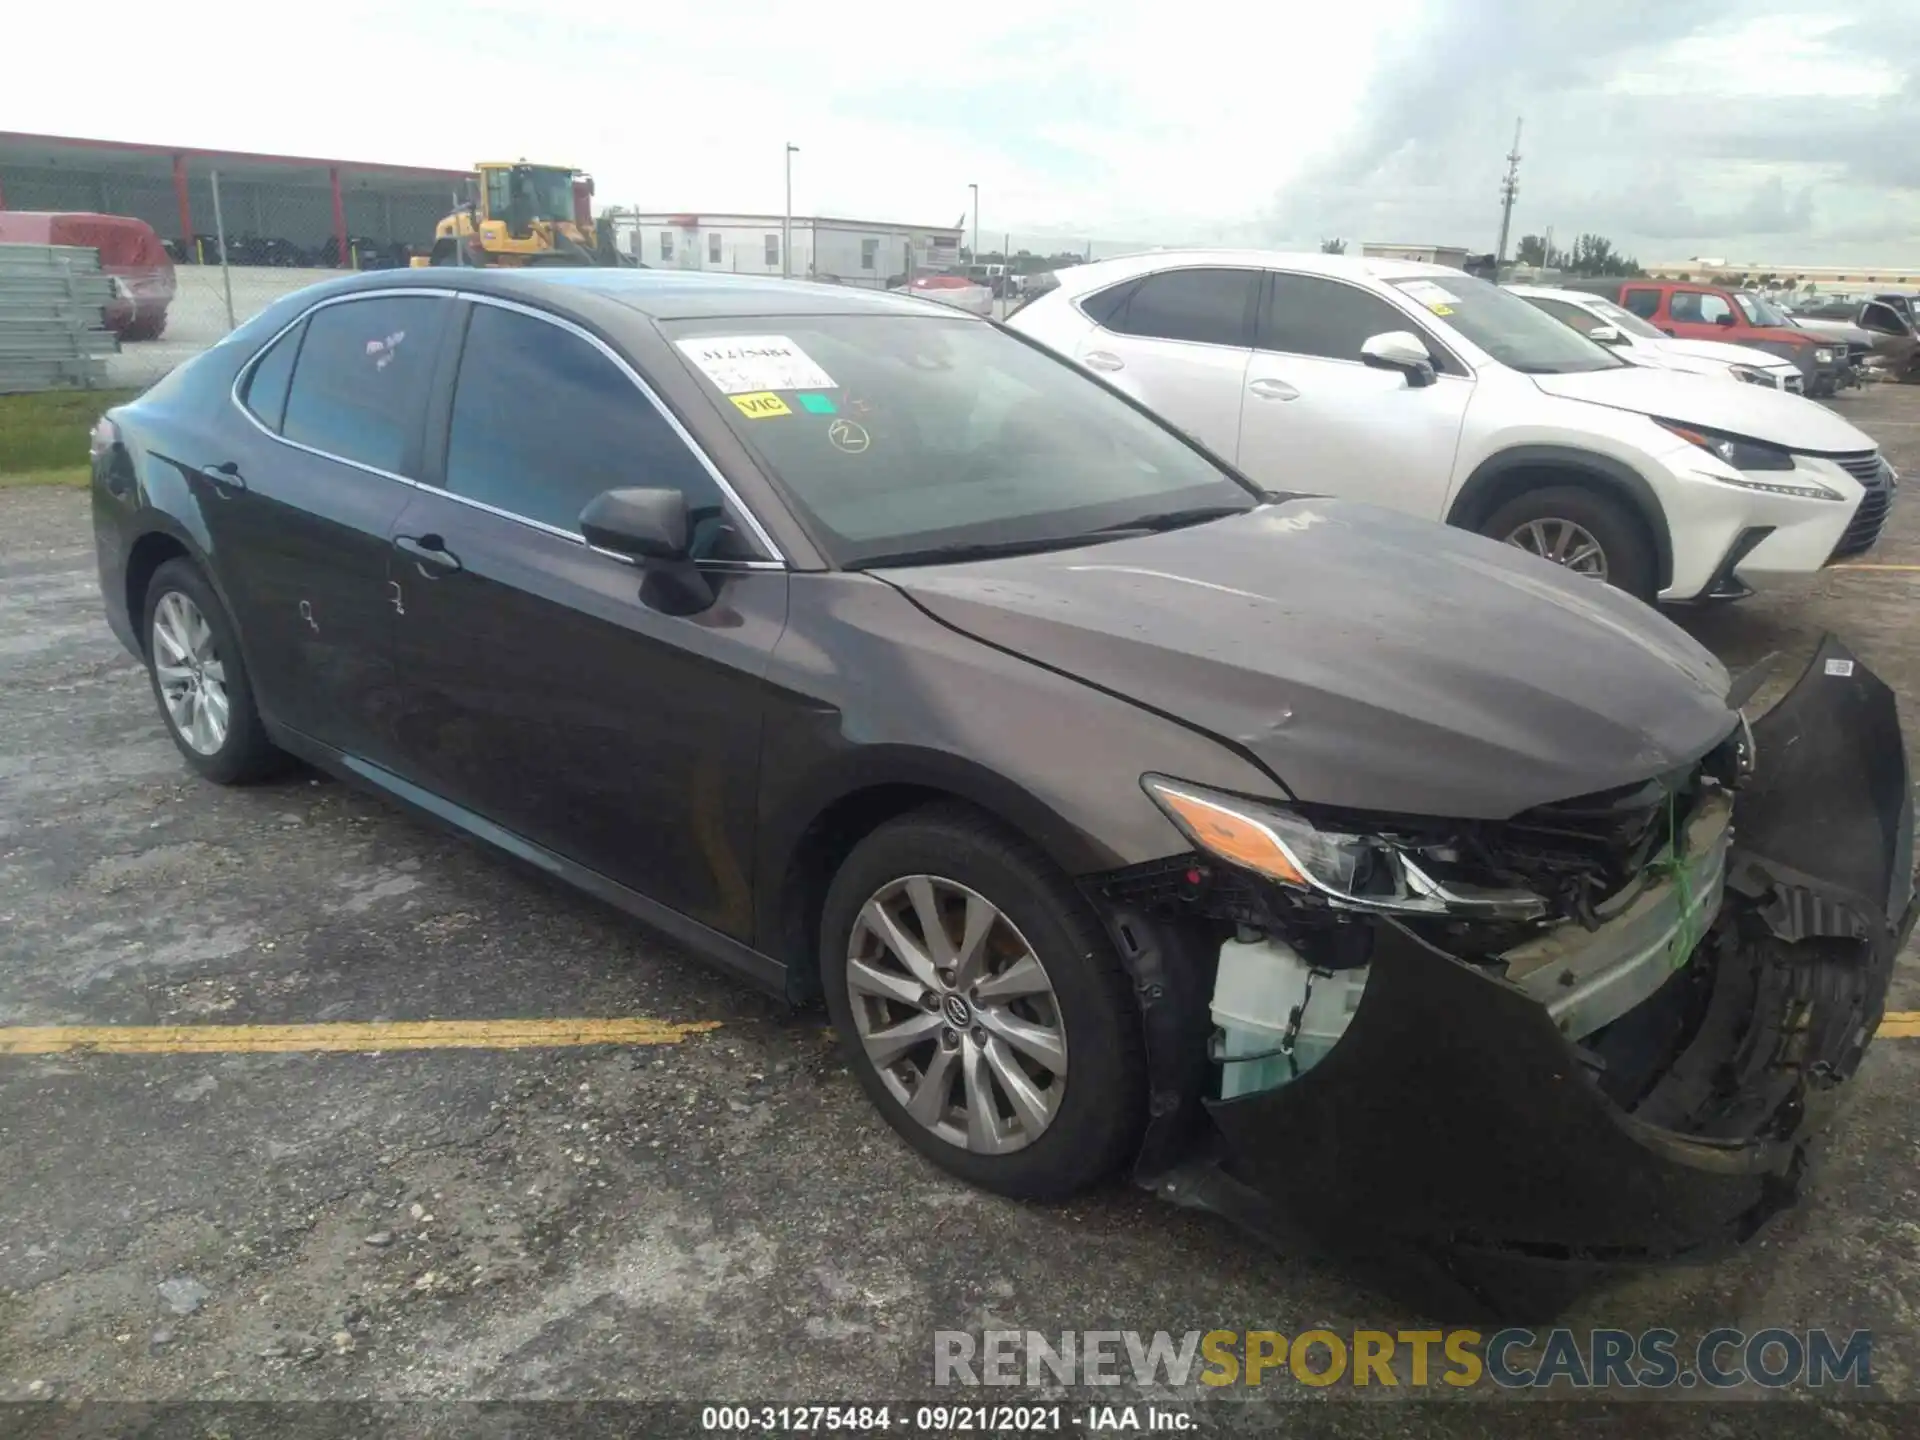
[1564,278,1846,396]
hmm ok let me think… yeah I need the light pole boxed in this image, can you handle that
[783,143,800,279]
[968,183,979,265]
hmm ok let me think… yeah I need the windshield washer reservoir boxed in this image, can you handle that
[1212,935,1369,1098]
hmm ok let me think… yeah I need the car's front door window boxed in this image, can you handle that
[443,303,759,559]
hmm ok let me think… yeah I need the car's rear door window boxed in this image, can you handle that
[241,318,306,432]
[280,296,447,475]
[1101,268,1257,347]
[443,303,751,556]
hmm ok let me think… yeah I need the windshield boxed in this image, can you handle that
[511,166,575,222]
[1392,275,1625,373]
[1582,297,1666,339]
[1734,292,1791,327]
[664,316,1257,567]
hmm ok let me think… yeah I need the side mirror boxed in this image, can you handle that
[1586,324,1625,345]
[1359,330,1437,388]
[579,487,690,562]
[1714,312,1738,327]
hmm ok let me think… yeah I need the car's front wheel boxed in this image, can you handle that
[143,558,283,784]
[820,805,1145,1199]
[1481,484,1657,601]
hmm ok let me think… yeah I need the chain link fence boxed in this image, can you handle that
[103,169,455,391]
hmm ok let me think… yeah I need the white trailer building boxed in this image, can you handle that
[613,212,963,288]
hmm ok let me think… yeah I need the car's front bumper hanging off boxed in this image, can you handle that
[1178,635,1916,1314]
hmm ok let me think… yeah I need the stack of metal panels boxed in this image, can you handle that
[0,243,118,394]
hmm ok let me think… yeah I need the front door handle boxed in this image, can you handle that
[1248,378,1300,400]
[395,533,461,575]
[1081,350,1125,373]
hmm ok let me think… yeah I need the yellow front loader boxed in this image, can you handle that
[414,161,611,268]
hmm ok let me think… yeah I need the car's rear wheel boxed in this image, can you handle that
[1481,484,1657,601]
[820,805,1145,1199]
[143,559,283,784]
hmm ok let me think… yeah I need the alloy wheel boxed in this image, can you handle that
[151,591,230,756]
[845,875,1068,1155]
[1504,517,1610,580]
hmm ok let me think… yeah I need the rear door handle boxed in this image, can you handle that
[1248,378,1300,400]
[203,460,247,494]
[395,533,461,575]
[1081,350,1125,373]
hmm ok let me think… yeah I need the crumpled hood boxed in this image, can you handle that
[881,501,1737,820]
[1531,366,1875,453]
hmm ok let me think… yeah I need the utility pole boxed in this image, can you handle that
[783,143,800,279]
[1494,117,1523,276]
[968,183,979,263]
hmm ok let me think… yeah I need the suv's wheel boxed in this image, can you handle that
[1480,484,1657,601]
[820,805,1145,1199]
[143,559,283,784]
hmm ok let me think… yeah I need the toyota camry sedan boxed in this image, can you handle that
[91,268,1915,1313]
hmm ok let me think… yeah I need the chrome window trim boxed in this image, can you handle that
[228,286,459,488]
[458,293,787,564]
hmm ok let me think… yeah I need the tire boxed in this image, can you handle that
[142,559,284,784]
[1480,483,1658,602]
[820,804,1146,1200]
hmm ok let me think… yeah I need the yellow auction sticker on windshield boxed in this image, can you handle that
[731,391,792,419]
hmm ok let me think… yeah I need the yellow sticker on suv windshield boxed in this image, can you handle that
[730,391,792,419]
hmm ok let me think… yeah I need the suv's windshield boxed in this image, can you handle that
[665,316,1258,567]
[1734,292,1791,327]
[1391,275,1625,373]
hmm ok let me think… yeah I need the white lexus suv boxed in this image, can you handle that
[1008,250,1893,602]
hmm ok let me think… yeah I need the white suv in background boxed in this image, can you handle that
[1008,250,1893,602]
[1508,285,1805,392]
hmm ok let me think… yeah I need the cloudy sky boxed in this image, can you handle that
[7,0,1915,263]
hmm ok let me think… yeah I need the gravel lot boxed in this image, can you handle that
[3,387,1919,1433]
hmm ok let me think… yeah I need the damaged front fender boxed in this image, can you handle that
[1175,635,1916,1315]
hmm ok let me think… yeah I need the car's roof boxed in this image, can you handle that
[1042,247,1470,292]
[315,265,971,322]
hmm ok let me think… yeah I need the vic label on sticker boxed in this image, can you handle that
[677,335,835,395]
[731,392,792,419]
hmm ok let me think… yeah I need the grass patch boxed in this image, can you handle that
[0,466,92,489]
[0,387,143,475]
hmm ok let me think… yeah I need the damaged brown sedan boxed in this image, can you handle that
[92,268,1916,1320]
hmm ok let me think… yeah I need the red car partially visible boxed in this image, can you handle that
[0,212,176,340]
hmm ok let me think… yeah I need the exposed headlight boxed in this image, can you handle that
[1728,364,1776,387]
[1814,347,1836,363]
[1141,776,1548,919]
[1656,420,1843,498]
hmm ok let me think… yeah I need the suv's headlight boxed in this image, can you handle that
[1656,420,1843,498]
[1728,364,1775,387]
[1141,777,1548,919]
[1813,347,1836,364]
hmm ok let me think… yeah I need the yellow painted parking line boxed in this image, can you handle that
[0,1017,721,1056]
[1880,1012,1920,1039]
[1827,563,1920,572]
